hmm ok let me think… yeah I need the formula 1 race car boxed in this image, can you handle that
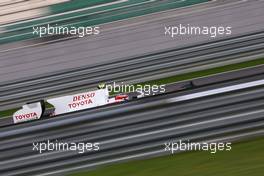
[13,87,131,124]
[12,81,194,124]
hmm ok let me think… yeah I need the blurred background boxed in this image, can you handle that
[0,0,263,176]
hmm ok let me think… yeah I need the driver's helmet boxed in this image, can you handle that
[97,83,106,89]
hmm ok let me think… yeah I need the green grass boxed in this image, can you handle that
[0,102,53,118]
[145,57,264,85]
[0,108,19,118]
[69,137,264,176]
[110,57,264,94]
[1,58,264,118]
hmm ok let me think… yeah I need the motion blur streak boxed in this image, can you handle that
[169,79,264,102]
[0,75,263,176]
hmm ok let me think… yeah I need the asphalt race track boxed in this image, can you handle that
[0,0,264,83]
[0,1,264,176]
[1,31,264,110]
[0,73,263,176]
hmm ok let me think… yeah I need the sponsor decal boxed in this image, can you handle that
[13,102,43,123]
[15,112,38,120]
[47,89,109,115]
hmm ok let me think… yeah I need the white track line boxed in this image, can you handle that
[169,79,264,103]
